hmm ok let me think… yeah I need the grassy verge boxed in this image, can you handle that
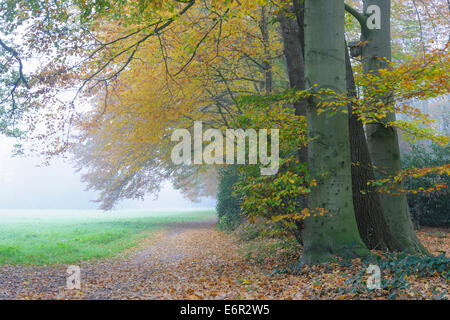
[0,209,215,265]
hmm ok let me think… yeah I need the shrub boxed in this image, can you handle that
[402,143,449,227]
[216,165,242,230]
[231,92,309,243]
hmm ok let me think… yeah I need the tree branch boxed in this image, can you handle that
[345,3,370,38]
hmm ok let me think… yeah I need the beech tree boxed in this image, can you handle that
[359,0,429,254]
[1,0,447,265]
[300,0,370,264]
[278,1,401,251]
[70,1,284,209]
[344,43,403,251]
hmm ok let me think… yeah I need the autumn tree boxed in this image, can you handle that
[1,0,448,265]
[355,0,429,254]
[299,0,370,264]
[70,1,285,209]
[277,1,401,251]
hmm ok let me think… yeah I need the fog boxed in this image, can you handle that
[0,137,216,210]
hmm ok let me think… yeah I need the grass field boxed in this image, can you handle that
[0,209,215,265]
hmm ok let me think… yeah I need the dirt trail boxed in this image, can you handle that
[0,219,240,300]
[1,221,448,300]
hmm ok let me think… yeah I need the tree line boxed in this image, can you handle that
[0,0,448,264]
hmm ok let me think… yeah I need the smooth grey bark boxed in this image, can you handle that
[279,2,400,251]
[300,0,369,264]
[361,0,428,254]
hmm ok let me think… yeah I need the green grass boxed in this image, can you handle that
[0,209,215,265]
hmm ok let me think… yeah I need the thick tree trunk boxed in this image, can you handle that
[278,5,307,218]
[345,44,404,251]
[362,0,428,254]
[280,2,400,252]
[292,0,305,57]
[278,7,307,241]
[300,0,369,264]
[278,10,306,118]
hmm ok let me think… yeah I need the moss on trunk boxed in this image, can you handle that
[301,0,369,264]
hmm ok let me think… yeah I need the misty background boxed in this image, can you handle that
[0,136,216,210]
[0,97,447,211]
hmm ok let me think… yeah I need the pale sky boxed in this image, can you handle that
[0,26,211,211]
[0,137,216,210]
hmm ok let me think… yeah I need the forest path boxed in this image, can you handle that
[1,220,448,300]
[0,219,250,300]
